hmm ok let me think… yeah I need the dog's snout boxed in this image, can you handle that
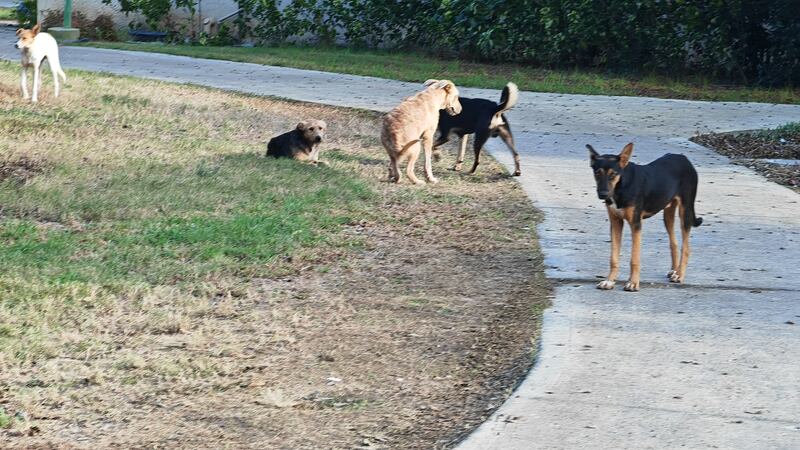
[14,43,19,49]
[314,136,322,143]
[597,191,608,200]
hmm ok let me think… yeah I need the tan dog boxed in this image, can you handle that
[381,80,462,184]
[266,120,327,165]
[15,24,67,103]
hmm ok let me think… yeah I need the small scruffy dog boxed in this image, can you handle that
[266,120,328,165]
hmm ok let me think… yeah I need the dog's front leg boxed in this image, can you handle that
[625,222,643,292]
[31,60,41,103]
[310,145,326,166]
[598,213,623,290]
[421,131,438,184]
[20,65,29,100]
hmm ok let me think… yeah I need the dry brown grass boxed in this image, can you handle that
[0,61,549,449]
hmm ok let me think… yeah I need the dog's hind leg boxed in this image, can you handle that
[468,130,491,174]
[663,199,680,281]
[453,135,468,172]
[50,60,60,98]
[20,66,29,100]
[496,124,521,176]
[405,143,425,185]
[432,133,449,162]
[598,213,623,290]
[674,205,693,283]
[388,154,400,183]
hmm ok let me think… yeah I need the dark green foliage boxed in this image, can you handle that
[235,0,800,86]
[101,0,196,31]
[15,0,37,28]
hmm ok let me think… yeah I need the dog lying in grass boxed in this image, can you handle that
[266,120,327,165]
[381,79,462,184]
[434,82,521,176]
[15,23,67,103]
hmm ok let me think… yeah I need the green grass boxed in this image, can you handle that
[753,122,800,141]
[0,7,14,21]
[0,60,375,363]
[75,41,800,104]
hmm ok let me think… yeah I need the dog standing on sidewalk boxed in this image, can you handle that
[588,143,703,292]
[15,24,67,103]
[433,82,521,176]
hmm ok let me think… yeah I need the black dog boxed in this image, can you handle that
[266,120,327,164]
[433,82,521,176]
[588,143,702,292]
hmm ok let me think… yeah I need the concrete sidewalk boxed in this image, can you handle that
[2,34,799,448]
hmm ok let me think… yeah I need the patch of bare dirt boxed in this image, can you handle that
[0,156,47,184]
[691,131,800,191]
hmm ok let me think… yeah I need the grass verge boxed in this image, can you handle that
[0,7,14,21]
[0,61,548,448]
[74,41,800,104]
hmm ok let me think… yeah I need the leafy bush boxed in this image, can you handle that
[102,0,196,32]
[15,0,37,29]
[42,10,119,41]
[234,0,800,86]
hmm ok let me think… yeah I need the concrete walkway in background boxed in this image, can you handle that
[2,33,799,449]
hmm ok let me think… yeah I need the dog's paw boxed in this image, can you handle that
[669,272,683,283]
[624,280,640,292]
[427,177,439,184]
[513,170,521,176]
[597,280,616,290]
[452,164,462,172]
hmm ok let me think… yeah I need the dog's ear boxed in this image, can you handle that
[423,79,439,87]
[440,80,454,92]
[586,144,599,164]
[32,23,41,35]
[296,121,307,131]
[618,143,634,168]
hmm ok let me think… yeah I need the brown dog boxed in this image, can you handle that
[381,80,462,184]
[266,120,327,164]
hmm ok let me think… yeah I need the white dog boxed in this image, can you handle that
[15,24,67,103]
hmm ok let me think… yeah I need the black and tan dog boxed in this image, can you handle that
[433,82,521,176]
[588,143,703,291]
[266,120,327,164]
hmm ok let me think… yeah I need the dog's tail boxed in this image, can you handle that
[398,139,422,155]
[682,166,703,229]
[495,82,519,114]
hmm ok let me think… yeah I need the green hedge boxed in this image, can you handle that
[235,0,800,87]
